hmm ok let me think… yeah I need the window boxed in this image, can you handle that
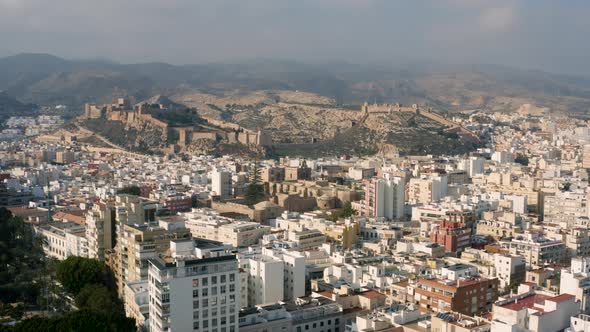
[212,308,217,316]
[211,297,217,306]
[193,321,199,330]
[212,287,218,295]
[229,284,235,292]
[221,275,226,283]
[193,311,199,319]
[212,276,217,284]
[203,321,209,328]
[202,288,209,296]
[230,315,235,323]
[212,318,218,327]
[202,298,208,307]
[193,300,199,309]
[220,285,226,294]
[203,277,208,286]
[229,273,235,282]
[193,279,199,287]
[220,296,227,304]
[221,306,226,315]
[229,294,235,303]
[203,309,208,317]
[221,317,227,325]
[193,290,199,298]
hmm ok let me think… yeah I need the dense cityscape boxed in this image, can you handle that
[3,1,590,332]
[1,99,590,332]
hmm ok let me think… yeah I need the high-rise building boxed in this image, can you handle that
[492,150,514,164]
[583,144,590,168]
[55,150,75,164]
[111,221,191,296]
[363,174,405,219]
[86,201,116,261]
[211,169,232,199]
[459,157,484,177]
[148,239,239,332]
[407,173,447,205]
[238,249,285,307]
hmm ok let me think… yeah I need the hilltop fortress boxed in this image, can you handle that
[83,98,271,152]
[361,102,421,114]
[360,102,479,141]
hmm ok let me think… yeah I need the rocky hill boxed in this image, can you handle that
[167,89,478,156]
[4,53,590,156]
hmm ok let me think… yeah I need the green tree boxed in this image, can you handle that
[4,309,136,332]
[75,284,118,316]
[244,161,265,205]
[0,208,44,304]
[56,257,114,295]
[340,201,357,218]
[117,185,141,196]
[514,154,529,166]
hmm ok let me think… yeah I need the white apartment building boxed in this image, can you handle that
[211,169,232,199]
[501,232,566,267]
[37,222,88,259]
[85,201,116,260]
[459,157,484,177]
[492,151,514,164]
[561,257,590,314]
[494,254,526,289]
[238,249,285,307]
[184,209,270,247]
[543,190,588,225]
[566,227,590,258]
[124,280,149,330]
[566,314,590,332]
[407,177,442,205]
[363,174,405,219]
[239,297,345,332]
[261,247,306,302]
[148,239,239,332]
[492,290,580,332]
[287,229,327,250]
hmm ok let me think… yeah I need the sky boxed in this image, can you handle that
[1,0,589,75]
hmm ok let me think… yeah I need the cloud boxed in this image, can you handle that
[0,0,588,75]
[479,6,517,33]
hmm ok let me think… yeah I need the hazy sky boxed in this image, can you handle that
[1,0,589,75]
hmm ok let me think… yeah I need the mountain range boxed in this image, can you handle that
[2,53,590,115]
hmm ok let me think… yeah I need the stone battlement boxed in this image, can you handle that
[361,102,420,114]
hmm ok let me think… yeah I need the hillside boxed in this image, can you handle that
[0,92,38,124]
[2,54,590,115]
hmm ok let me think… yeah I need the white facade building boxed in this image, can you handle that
[211,169,232,199]
[148,240,239,332]
[561,257,590,314]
